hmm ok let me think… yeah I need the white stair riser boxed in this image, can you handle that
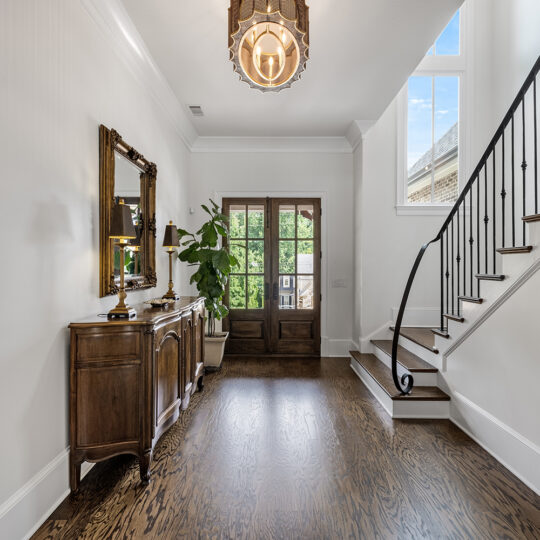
[372,347,437,386]
[349,360,449,419]
[397,335,442,370]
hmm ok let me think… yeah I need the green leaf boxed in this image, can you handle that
[212,250,230,273]
[201,204,212,217]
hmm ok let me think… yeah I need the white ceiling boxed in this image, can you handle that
[122,0,462,137]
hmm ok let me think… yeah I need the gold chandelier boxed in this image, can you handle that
[228,0,310,92]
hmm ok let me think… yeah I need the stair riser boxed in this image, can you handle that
[349,360,449,419]
[397,336,442,370]
[372,347,437,386]
[526,220,540,246]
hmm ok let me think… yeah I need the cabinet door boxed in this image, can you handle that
[154,326,182,430]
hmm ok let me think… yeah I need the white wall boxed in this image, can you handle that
[189,150,354,355]
[0,1,191,538]
[355,100,442,347]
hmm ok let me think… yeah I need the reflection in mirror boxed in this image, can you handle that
[113,153,142,282]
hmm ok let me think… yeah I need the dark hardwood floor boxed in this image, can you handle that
[34,357,540,539]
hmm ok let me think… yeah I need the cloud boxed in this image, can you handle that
[437,109,449,115]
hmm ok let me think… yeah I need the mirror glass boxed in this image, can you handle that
[113,152,142,281]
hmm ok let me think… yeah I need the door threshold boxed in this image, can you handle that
[224,354,321,360]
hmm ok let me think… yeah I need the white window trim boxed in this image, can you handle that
[396,4,469,216]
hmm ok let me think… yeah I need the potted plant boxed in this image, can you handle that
[177,200,239,371]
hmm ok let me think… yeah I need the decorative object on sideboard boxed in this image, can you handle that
[108,200,137,319]
[99,124,157,297]
[144,298,174,309]
[177,199,239,370]
[228,0,309,92]
[163,221,180,300]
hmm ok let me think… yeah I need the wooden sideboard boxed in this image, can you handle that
[68,297,205,493]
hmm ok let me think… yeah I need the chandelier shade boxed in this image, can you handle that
[228,0,310,92]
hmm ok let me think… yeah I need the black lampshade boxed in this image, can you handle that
[163,221,179,248]
[110,200,136,239]
[129,224,142,249]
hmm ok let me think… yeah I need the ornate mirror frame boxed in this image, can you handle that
[99,124,157,297]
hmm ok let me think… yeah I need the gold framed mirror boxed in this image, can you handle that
[99,125,157,297]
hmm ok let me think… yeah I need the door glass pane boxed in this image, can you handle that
[279,240,295,273]
[297,276,314,309]
[433,76,459,203]
[297,240,314,274]
[297,205,314,238]
[229,275,246,309]
[248,240,264,273]
[279,275,296,309]
[248,205,264,238]
[248,275,264,309]
[279,205,295,238]
[229,205,246,238]
[230,242,246,272]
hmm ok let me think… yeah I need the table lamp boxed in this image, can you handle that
[108,199,137,319]
[162,221,180,300]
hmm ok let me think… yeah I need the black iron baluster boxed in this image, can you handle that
[440,239,444,331]
[522,99,528,243]
[477,175,480,297]
[535,76,538,214]
[469,189,474,296]
[457,208,461,315]
[512,115,516,246]
[484,164,489,274]
[502,131,506,247]
[451,219,455,314]
[445,230,449,317]
[493,149,497,273]
[462,198,466,298]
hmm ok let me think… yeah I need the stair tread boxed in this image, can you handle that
[496,246,533,254]
[371,340,437,373]
[444,313,465,322]
[458,295,483,304]
[390,326,439,354]
[476,274,505,281]
[523,214,540,223]
[350,352,450,401]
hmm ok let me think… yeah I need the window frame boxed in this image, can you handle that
[396,5,468,216]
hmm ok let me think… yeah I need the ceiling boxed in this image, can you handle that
[122,0,462,138]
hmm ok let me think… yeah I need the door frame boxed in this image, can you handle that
[216,190,328,355]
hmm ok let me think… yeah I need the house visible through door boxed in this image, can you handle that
[223,198,321,357]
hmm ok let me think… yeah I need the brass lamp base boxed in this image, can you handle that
[162,290,179,301]
[107,305,137,320]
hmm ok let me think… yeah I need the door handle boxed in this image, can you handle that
[273,283,278,301]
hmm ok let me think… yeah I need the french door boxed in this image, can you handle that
[222,198,321,356]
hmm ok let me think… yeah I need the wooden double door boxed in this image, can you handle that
[223,198,321,356]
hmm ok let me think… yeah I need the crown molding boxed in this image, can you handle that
[345,120,374,151]
[80,0,198,150]
[191,136,353,154]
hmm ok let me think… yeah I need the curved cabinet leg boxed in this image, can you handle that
[139,450,152,485]
[197,375,204,392]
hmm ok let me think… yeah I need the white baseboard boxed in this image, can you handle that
[450,392,540,495]
[0,449,94,540]
[323,337,354,357]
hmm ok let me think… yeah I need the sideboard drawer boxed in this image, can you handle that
[76,329,140,363]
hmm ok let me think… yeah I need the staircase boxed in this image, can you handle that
[350,56,540,418]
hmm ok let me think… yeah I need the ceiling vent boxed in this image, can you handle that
[189,105,204,117]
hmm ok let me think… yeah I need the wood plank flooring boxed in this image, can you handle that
[33,357,540,539]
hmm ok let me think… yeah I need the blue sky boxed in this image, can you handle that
[408,10,460,171]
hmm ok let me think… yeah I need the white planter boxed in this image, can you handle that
[204,332,229,371]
